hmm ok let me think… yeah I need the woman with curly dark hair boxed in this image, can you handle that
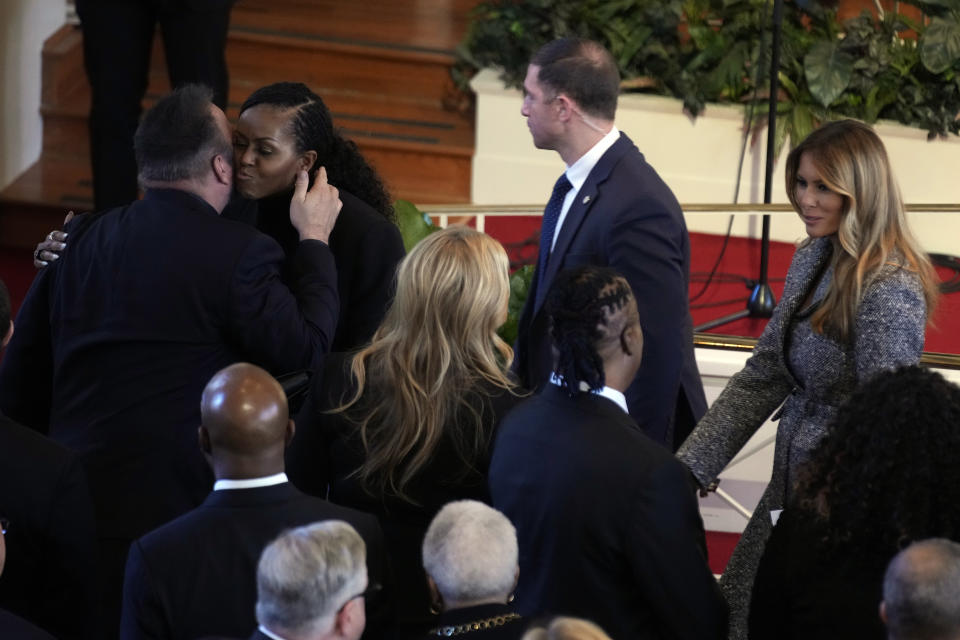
[748,365,960,639]
[226,81,404,351]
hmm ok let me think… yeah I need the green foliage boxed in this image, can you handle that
[389,200,534,346]
[921,16,960,73]
[457,0,960,146]
[805,40,855,107]
[498,264,534,346]
[393,199,439,253]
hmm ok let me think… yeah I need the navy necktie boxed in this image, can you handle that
[537,173,573,286]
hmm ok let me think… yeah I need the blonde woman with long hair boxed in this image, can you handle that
[522,617,614,640]
[677,119,939,639]
[288,226,521,630]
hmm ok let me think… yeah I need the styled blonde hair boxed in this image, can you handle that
[785,119,938,341]
[335,226,515,502]
[521,617,614,640]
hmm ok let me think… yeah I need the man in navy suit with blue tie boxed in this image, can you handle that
[513,37,706,450]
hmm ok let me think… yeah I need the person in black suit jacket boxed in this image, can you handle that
[0,527,57,640]
[418,501,525,640]
[512,37,706,450]
[121,363,389,640]
[0,85,343,638]
[0,281,97,640]
[490,266,727,640]
[225,82,405,352]
[76,0,236,211]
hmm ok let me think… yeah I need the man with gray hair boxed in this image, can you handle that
[421,500,525,637]
[881,538,960,640]
[253,521,368,640]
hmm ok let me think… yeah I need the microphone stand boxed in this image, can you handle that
[694,0,782,332]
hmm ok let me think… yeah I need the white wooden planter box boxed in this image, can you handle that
[470,67,960,255]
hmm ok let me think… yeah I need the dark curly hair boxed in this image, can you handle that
[794,365,960,562]
[240,82,394,220]
[545,265,635,395]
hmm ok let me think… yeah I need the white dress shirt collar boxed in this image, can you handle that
[565,125,621,193]
[213,472,288,492]
[549,372,628,414]
[257,625,288,640]
[550,126,620,251]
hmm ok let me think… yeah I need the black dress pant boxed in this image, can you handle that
[76,0,234,211]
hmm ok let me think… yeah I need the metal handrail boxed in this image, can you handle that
[420,203,960,369]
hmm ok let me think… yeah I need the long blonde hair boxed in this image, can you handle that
[521,617,614,640]
[335,226,515,502]
[785,119,938,340]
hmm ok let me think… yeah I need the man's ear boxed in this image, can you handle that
[285,419,296,446]
[298,150,318,173]
[212,154,231,186]
[555,94,575,123]
[2,320,12,349]
[198,425,212,455]
[879,601,888,625]
[625,321,643,356]
[333,596,364,638]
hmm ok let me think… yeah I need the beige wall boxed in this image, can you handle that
[0,0,66,189]
[471,69,960,255]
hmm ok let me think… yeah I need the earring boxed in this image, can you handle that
[429,600,442,615]
[507,593,516,604]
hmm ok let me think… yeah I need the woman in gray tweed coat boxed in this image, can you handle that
[676,119,940,639]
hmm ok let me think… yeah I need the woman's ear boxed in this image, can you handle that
[298,150,318,173]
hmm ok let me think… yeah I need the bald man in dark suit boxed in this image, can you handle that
[120,363,390,640]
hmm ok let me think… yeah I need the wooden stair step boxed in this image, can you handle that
[230,0,477,53]
[4,0,478,244]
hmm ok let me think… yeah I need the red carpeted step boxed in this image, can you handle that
[706,531,741,575]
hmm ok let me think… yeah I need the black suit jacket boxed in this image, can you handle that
[0,413,97,639]
[120,481,390,640]
[223,188,405,352]
[0,609,58,640]
[749,509,887,640]
[514,133,706,449]
[489,385,727,640]
[0,188,339,540]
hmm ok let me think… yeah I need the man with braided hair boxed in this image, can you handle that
[489,265,726,640]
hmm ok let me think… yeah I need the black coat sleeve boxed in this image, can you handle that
[0,269,54,432]
[226,236,339,374]
[627,458,728,640]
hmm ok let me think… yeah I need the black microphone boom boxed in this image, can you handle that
[694,0,782,332]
